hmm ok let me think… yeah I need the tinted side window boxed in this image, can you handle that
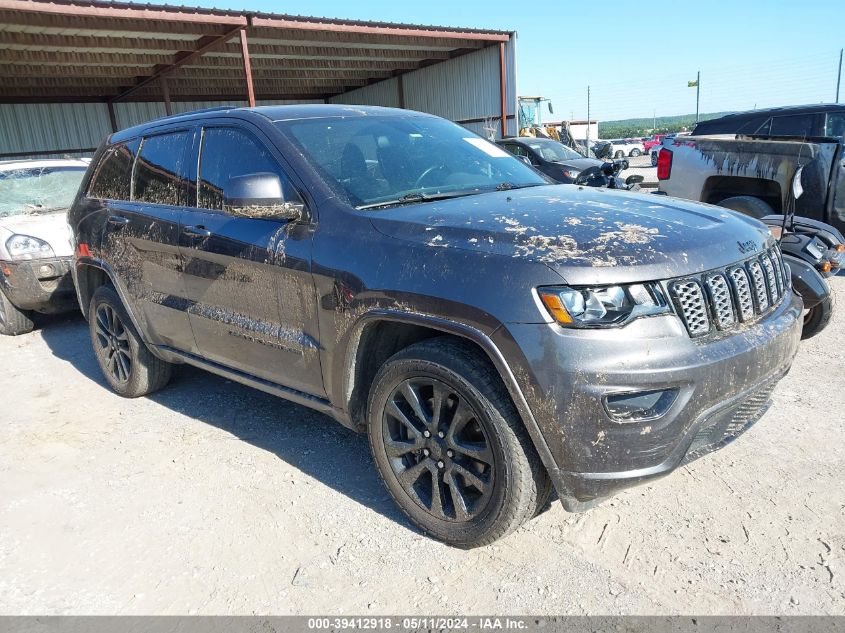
[825,113,845,139]
[198,127,295,212]
[770,115,814,137]
[134,131,190,206]
[88,139,139,200]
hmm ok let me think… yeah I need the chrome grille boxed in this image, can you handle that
[728,267,755,322]
[760,254,779,303]
[671,280,710,336]
[704,274,735,329]
[670,245,787,337]
[747,260,769,312]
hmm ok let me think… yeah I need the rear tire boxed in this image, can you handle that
[717,195,774,220]
[0,290,34,336]
[88,285,172,397]
[367,337,549,548]
[614,150,624,158]
[802,294,834,340]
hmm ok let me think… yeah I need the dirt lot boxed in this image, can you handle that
[1,278,844,615]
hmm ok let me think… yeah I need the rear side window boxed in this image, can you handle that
[88,139,139,201]
[134,131,190,206]
[825,113,845,139]
[198,127,296,212]
[770,114,814,138]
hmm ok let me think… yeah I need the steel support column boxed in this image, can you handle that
[239,29,255,107]
[498,42,507,137]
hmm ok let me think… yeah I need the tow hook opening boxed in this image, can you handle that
[603,388,678,422]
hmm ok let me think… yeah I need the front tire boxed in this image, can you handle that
[367,337,549,548]
[651,152,658,167]
[630,148,642,157]
[0,290,34,336]
[802,294,834,340]
[88,285,172,397]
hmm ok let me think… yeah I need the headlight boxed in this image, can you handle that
[805,237,826,260]
[5,234,55,261]
[538,283,671,327]
[562,169,581,180]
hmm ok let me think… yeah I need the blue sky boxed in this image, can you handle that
[187,0,842,122]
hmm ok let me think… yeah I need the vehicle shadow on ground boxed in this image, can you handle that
[39,313,413,532]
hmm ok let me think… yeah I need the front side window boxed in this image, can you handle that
[198,127,295,212]
[276,114,547,209]
[133,132,190,206]
[88,139,139,201]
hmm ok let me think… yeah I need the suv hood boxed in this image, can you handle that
[367,185,774,285]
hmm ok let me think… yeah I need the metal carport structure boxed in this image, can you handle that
[0,0,518,158]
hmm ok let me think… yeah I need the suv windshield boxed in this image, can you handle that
[276,114,548,208]
[0,166,86,218]
[525,139,583,162]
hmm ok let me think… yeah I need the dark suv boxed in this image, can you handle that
[68,105,803,548]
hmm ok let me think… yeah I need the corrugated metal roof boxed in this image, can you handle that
[0,0,512,103]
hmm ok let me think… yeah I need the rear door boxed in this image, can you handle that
[178,123,324,397]
[92,130,196,352]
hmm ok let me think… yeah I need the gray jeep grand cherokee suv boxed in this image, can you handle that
[68,105,802,548]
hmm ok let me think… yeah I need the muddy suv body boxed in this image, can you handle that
[69,105,802,547]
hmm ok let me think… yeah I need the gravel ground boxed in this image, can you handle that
[1,278,844,615]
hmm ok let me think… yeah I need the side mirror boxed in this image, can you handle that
[223,172,303,221]
[625,174,644,185]
[517,155,532,166]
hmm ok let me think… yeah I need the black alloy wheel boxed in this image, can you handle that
[382,377,494,522]
[367,337,549,548]
[94,303,132,384]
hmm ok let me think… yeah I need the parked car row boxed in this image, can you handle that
[0,104,826,550]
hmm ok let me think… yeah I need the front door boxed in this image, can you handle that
[178,125,325,397]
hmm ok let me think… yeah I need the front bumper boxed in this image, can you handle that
[495,290,803,508]
[0,257,77,313]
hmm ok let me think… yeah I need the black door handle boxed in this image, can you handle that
[107,215,130,227]
[182,225,212,238]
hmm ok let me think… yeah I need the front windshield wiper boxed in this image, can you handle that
[356,182,546,210]
[24,205,68,215]
[357,190,479,210]
[495,182,546,191]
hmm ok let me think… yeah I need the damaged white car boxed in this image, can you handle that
[0,159,88,335]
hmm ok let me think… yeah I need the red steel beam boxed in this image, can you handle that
[239,29,255,107]
[251,16,509,42]
[113,25,245,102]
[0,0,248,25]
[161,76,172,114]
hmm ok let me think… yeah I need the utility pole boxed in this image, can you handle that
[695,70,700,123]
[586,85,591,152]
[837,48,843,103]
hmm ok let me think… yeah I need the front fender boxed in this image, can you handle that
[782,254,829,309]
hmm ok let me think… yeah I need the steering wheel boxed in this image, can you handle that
[414,164,446,189]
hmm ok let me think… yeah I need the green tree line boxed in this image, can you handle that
[597,111,732,139]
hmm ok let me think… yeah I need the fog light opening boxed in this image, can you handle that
[603,388,678,422]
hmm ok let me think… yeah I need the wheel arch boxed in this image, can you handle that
[341,310,560,483]
[702,175,783,211]
[73,258,153,350]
